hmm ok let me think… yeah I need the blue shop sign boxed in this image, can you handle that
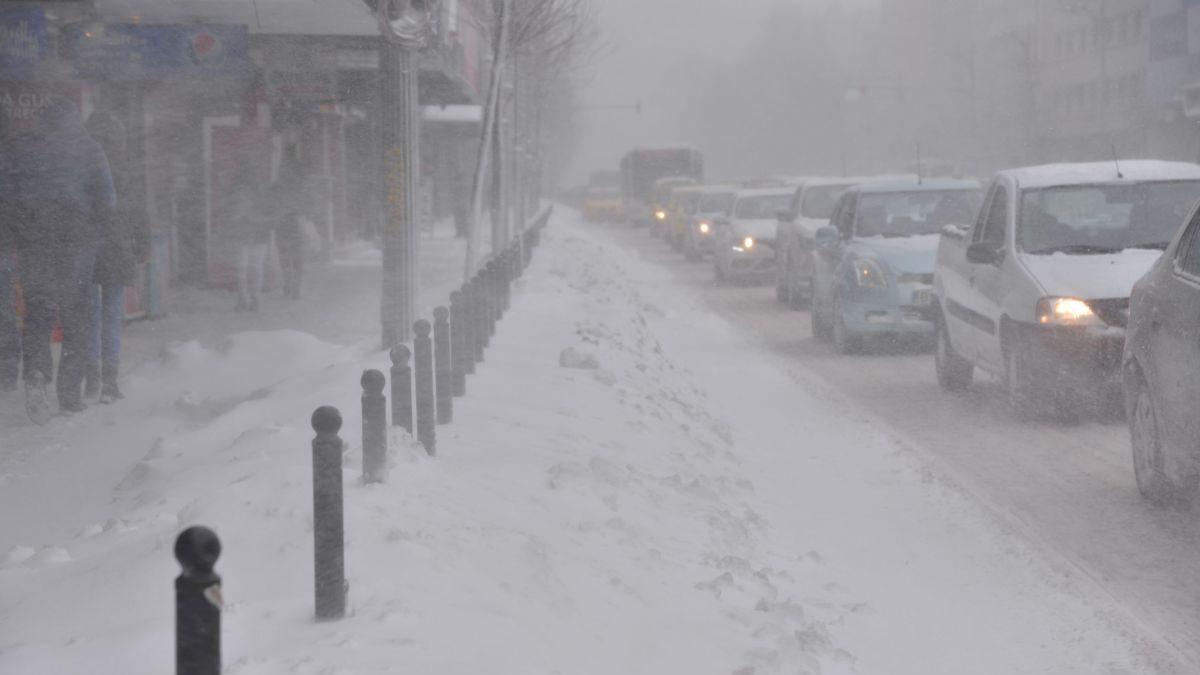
[70,23,249,80]
[0,7,49,80]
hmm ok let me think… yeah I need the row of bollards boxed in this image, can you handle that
[171,207,553,674]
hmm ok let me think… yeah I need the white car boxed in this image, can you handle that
[712,187,796,283]
[932,161,1200,418]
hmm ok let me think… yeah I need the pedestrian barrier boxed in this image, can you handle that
[170,207,552,669]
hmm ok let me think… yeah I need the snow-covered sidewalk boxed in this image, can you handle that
[0,208,1175,674]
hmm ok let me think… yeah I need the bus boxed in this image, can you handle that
[619,147,704,226]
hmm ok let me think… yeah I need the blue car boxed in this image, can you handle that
[810,179,982,353]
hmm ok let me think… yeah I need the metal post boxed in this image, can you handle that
[413,320,436,455]
[389,345,413,434]
[311,406,346,620]
[175,526,221,675]
[433,306,453,424]
[361,369,387,483]
[473,276,488,359]
[379,40,421,349]
[486,262,498,337]
[450,290,468,396]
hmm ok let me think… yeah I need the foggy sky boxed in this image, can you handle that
[571,0,874,183]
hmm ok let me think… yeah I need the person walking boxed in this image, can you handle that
[83,111,148,403]
[0,227,19,393]
[0,99,115,420]
[273,158,306,300]
[228,165,271,311]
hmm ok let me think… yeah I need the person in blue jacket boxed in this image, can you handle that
[0,99,115,418]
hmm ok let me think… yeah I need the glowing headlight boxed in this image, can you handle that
[698,221,711,234]
[1036,297,1100,326]
[742,237,755,250]
[655,210,667,220]
[853,258,888,288]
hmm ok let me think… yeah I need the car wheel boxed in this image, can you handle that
[1004,345,1042,419]
[831,296,863,354]
[685,240,701,262]
[713,260,726,284]
[1130,383,1198,505]
[934,316,973,391]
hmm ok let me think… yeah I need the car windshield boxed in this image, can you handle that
[735,194,793,219]
[800,185,850,218]
[856,189,982,237]
[1018,180,1200,254]
[698,192,735,214]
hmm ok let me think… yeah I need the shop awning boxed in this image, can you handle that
[93,0,378,36]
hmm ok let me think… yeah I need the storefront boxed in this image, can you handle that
[68,19,254,297]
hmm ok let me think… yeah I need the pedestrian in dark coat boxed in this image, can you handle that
[0,98,115,418]
[273,157,307,300]
[0,203,19,392]
[84,111,148,402]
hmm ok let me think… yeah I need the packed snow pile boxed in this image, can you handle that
[0,209,1176,674]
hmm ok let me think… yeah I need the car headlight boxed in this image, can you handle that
[698,221,711,234]
[1036,297,1101,326]
[655,210,667,220]
[853,258,888,288]
[742,236,755,250]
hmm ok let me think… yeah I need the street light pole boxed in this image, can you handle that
[367,0,436,348]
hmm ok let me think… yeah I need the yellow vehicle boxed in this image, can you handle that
[666,185,707,250]
[650,176,697,237]
[582,186,624,223]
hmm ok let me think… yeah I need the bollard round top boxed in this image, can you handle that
[434,306,449,322]
[175,526,221,577]
[311,405,343,434]
[414,319,432,337]
[361,369,386,394]
[389,344,411,366]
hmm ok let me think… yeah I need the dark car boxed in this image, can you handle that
[1123,199,1200,505]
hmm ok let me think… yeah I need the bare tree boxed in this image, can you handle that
[461,0,599,278]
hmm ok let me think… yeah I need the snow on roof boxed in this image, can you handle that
[95,0,378,36]
[736,187,798,198]
[857,178,981,194]
[698,184,738,194]
[800,174,918,188]
[1003,161,1200,189]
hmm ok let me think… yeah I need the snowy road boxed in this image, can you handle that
[607,223,1200,669]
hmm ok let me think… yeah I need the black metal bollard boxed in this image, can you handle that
[463,281,480,372]
[485,261,498,337]
[175,526,221,675]
[389,346,413,435]
[433,306,453,424]
[361,369,387,483]
[413,320,436,455]
[474,274,491,355]
[450,291,468,396]
[502,249,514,311]
[311,406,346,621]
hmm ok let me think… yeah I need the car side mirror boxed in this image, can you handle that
[815,226,839,245]
[776,209,794,222]
[966,241,1002,265]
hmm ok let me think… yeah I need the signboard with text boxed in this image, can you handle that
[69,23,249,81]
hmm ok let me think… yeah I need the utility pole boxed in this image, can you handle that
[366,0,435,348]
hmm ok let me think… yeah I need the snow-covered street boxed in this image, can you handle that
[0,208,1187,673]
